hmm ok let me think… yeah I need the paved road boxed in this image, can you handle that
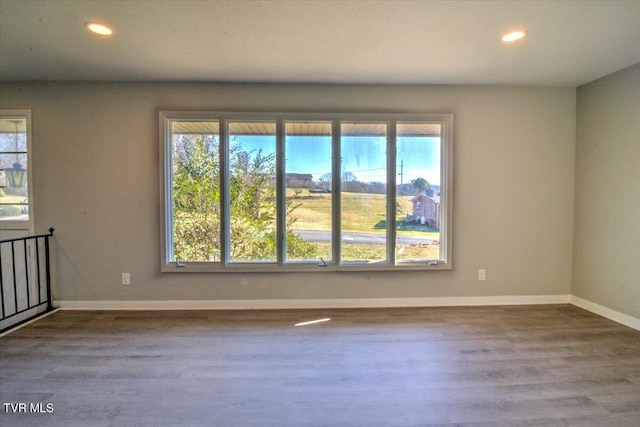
[294,230,437,245]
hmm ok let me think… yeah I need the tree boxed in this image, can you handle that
[227,147,277,260]
[411,177,432,196]
[342,171,357,182]
[319,172,332,191]
[172,134,221,261]
[172,135,316,262]
[341,171,362,192]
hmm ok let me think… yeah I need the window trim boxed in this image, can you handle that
[160,111,453,272]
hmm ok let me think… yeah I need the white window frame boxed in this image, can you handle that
[0,110,33,235]
[160,111,453,272]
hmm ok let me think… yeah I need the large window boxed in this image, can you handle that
[161,112,452,272]
[0,110,32,231]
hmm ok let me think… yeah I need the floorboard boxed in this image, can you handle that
[1,305,639,426]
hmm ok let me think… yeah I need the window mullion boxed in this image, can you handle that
[441,116,453,265]
[387,120,397,265]
[163,118,175,264]
[276,118,285,265]
[332,119,341,265]
[220,118,230,265]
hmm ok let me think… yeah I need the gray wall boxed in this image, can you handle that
[0,82,576,303]
[573,64,640,319]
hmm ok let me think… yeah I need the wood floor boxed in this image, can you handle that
[1,305,639,426]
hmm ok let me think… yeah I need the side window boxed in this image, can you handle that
[0,110,32,233]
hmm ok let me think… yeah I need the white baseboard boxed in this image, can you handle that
[54,294,571,311]
[28,295,640,332]
[571,295,640,331]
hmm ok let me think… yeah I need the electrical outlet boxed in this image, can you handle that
[122,273,131,286]
[478,269,486,281]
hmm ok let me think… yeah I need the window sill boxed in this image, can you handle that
[161,261,451,273]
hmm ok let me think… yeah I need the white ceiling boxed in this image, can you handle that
[1,0,639,87]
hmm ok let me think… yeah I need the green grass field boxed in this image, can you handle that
[285,190,440,261]
[287,190,439,239]
[288,241,439,262]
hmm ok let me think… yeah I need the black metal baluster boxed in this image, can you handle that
[35,237,42,305]
[11,241,18,315]
[0,247,5,320]
[45,228,54,311]
[23,238,30,310]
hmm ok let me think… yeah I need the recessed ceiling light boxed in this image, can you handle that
[85,22,113,36]
[502,30,527,43]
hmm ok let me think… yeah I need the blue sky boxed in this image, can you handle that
[233,135,441,185]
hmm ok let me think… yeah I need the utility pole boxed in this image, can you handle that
[398,159,404,195]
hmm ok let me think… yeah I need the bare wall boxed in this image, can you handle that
[0,82,576,303]
[573,64,640,319]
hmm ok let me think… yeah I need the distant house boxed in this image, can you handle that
[408,193,440,228]
[284,173,313,188]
